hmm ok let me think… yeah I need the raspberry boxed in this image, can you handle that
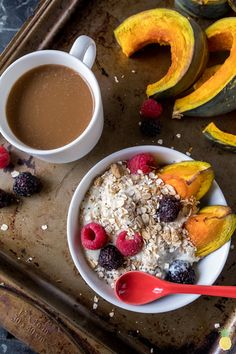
[158,195,181,222]
[0,146,10,169]
[98,245,124,270]
[140,119,161,137]
[127,153,156,174]
[0,189,17,208]
[140,99,163,119]
[116,231,143,256]
[166,260,196,284]
[13,172,42,197]
[81,222,107,250]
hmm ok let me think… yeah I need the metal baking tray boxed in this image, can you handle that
[0,0,235,353]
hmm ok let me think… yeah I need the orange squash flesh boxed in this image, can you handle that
[186,213,225,250]
[160,175,189,198]
[159,161,214,200]
[193,65,221,90]
[185,206,236,257]
[173,18,236,117]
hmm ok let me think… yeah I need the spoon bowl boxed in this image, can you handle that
[115,271,236,305]
[115,271,169,305]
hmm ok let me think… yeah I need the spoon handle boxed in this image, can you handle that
[167,283,236,298]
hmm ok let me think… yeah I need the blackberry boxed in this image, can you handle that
[158,195,181,222]
[13,172,42,197]
[140,119,161,137]
[98,245,124,271]
[0,189,17,208]
[166,260,196,284]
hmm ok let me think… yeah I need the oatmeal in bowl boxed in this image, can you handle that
[80,157,199,288]
[67,146,233,313]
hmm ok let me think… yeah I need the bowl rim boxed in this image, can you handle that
[67,145,231,313]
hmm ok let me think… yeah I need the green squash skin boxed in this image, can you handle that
[203,131,236,152]
[181,75,236,117]
[150,18,208,99]
[175,0,230,19]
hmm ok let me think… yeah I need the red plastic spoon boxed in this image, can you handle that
[115,271,236,305]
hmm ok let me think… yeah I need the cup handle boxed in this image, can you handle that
[69,35,96,69]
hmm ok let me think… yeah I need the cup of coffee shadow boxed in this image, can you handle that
[0,35,103,163]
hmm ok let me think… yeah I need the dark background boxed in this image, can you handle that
[0,2,38,353]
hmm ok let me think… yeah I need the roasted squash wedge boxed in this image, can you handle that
[185,205,236,257]
[159,161,214,200]
[114,9,208,98]
[173,18,236,118]
[203,122,236,152]
[175,0,229,19]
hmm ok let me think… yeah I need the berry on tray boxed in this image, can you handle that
[127,153,156,174]
[0,189,17,208]
[13,172,42,197]
[140,119,161,137]
[158,195,181,222]
[116,231,143,256]
[98,245,124,270]
[166,260,196,284]
[140,99,163,119]
[81,222,107,250]
[0,146,10,169]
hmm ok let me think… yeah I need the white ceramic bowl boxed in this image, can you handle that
[67,146,230,313]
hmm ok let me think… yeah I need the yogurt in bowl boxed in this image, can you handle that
[67,146,231,313]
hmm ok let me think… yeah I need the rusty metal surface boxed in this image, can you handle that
[0,0,236,353]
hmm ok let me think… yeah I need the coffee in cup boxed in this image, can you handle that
[6,64,94,150]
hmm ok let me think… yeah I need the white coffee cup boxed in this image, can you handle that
[0,35,103,163]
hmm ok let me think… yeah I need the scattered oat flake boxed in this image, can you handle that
[109,310,115,317]
[214,323,220,329]
[93,303,98,310]
[41,224,48,231]
[17,257,21,260]
[114,76,119,83]
[186,152,191,156]
[94,295,99,303]
[11,170,20,178]
[27,257,33,262]
[230,244,234,250]
[164,263,169,270]
[150,349,154,353]
[131,70,136,73]
[157,139,163,145]
[1,224,8,231]
[1,344,7,353]
[171,146,175,149]
[137,330,140,333]
[0,282,5,286]
[176,133,181,139]
[56,279,62,283]
[121,74,125,78]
